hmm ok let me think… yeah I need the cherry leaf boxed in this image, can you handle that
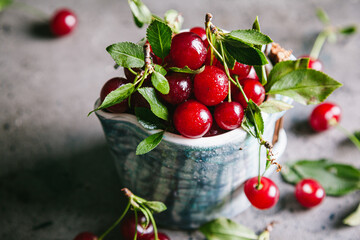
[136,131,164,155]
[151,71,170,94]
[246,100,264,136]
[138,87,168,120]
[259,99,293,114]
[106,42,145,68]
[316,8,330,25]
[343,203,360,226]
[128,0,152,27]
[146,20,172,59]
[145,201,167,213]
[164,9,183,33]
[169,65,205,74]
[135,107,165,130]
[229,29,273,46]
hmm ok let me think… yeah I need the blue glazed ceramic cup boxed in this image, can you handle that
[95,94,291,229]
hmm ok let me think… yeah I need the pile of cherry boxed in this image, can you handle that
[100,27,265,138]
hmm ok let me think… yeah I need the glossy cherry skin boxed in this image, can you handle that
[169,32,207,70]
[214,102,244,130]
[309,102,341,132]
[173,100,212,138]
[120,213,154,240]
[194,65,229,106]
[158,73,192,105]
[100,77,131,113]
[50,9,77,36]
[144,232,171,240]
[73,232,98,240]
[246,67,259,81]
[244,176,280,210]
[189,27,208,47]
[295,179,325,208]
[232,78,265,109]
[300,55,323,71]
[217,62,251,79]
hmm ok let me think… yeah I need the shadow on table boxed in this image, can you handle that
[0,143,128,240]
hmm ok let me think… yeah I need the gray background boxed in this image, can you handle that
[1,0,360,239]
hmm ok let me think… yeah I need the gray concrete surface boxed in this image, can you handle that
[1,0,360,239]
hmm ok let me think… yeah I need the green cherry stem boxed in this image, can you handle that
[309,29,330,60]
[335,124,360,151]
[98,201,131,240]
[257,144,262,187]
[133,210,138,240]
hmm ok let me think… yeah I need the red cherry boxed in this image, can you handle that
[120,213,154,240]
[194,65,229,106]
[214,102,244,130]
[246,67,259,81]
[158,73,192,105]
[309,102,341,132]
[100,77,131,113]
[189,27,208,47]
[124,68,141,82]
[216,61,251,79]
[232,78,265,108]
[300,55,323,71]
[244,176,280,210]
[73,232,98,240]
[144,232,171,240]
[169,32,207,70]
[50,8,77,36]
[173,100,212,138]
[295,179,325,208]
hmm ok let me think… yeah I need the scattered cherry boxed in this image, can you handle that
[120,213,154,240]
[295,179,325,208]
[73,232,98,240]
[144,232,171,240]
[214,102,244,130]
[189,27,208,47]
[173,100,212,138]
[300,55,323,71]
[309,102,341,132]
[232,78,265,108]
[169,32,207,70]
[194,65,229,106]
[158,73,192,105]
[100,77,131,113]
[50,8,77,36]
[244,176,280,210]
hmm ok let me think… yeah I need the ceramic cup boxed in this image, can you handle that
[95,92,291,229]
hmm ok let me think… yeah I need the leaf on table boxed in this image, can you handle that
[138,87,168,120]
[128,0,152,27]
[199,217,258,240]
[259,99,293,114]
[281,159,360,196]
[146,20,172,59]
[343,203,360,226]
[135,107,165,130]
[136,130,164,155]
[106,42,145,68]
[169,65,205,74]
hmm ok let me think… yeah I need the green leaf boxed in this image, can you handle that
[164,9,184,33]
[316,8,330,25]
[343,203,360,226]
[136,131,164,155]
[259,99,293,113]
[154,64,167,76]
[281,159,360,196]
[246,100,264,135]
[135,107,165,130]
[138,87,168,120]
[88,83,134,115]
[169,65,205,74]
[223,37,268,66]
[354,131,360,141]
[145,201,167,213]
[0,0,12,11]
[241,118,257,138]
[251,17,267,85]
[106,42,145,68]
[146,20,172,59]
[252,16,261,32]
[229,29,273,46]
[151,71,170,94]
[128,0,152,27]
[199,217,258,240]
[339,25,357,35]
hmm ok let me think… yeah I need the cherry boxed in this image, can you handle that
[295,179,325,208]
[214,102,244,130]
[173,100,212,138]
[244,176,280,210]
[158,73,192,105]
[169,32,207,70]
[120,213,154,240]
[246,67,259,81]
[194,65,229,106]
[73,232,98,240]
[189,27,208,47]
[309,102,341,132]
[124,68,141,82]
[100,77,131,113]
[217,61,251,79]
[203,121,226,137]
[232,78,265,108]
[50,8,77,36]
[144,232,171,240]
[300,55,323,71]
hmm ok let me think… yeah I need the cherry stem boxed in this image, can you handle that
[309,28,332,60]
[11,2,48,22]
[133,210,138,240]
[335,124,360,151]
[257,144,262,187]
[128,67,138,76]
[98,201,131,240]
